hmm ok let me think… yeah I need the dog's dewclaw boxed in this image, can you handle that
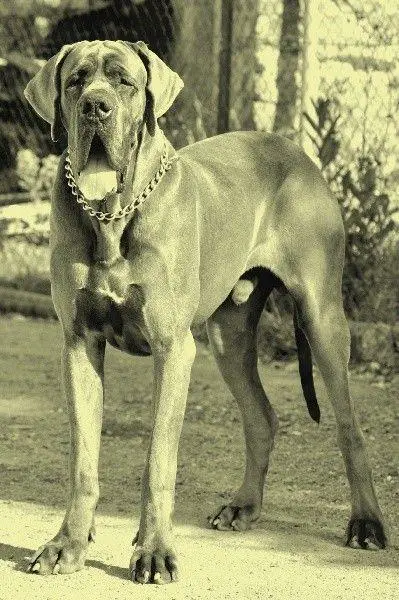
[231,277,257,305]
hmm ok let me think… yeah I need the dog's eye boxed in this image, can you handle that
[66,72,87,89]
[116,75,137,91]
[107,69,137,90]
[120,78,136,88]
[122,80,138,95]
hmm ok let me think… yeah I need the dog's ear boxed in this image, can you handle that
[122,41,184,136]
[24,45,74,142]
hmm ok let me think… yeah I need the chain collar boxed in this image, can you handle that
[64,141,176,222]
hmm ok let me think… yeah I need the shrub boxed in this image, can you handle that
[16,149,59,201]
[305,98,398,322]
[0,239,50,291]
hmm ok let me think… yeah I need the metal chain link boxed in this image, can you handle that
[64,141,176,222]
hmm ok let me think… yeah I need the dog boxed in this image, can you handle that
[24,40,386,583]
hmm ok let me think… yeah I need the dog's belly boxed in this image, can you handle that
[74,288,151,356]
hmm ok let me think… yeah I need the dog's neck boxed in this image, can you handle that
[129,126,169,199]
[88,126,174,266]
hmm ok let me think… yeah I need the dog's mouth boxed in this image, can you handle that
[76,133,120,201]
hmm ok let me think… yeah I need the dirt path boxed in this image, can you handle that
[1,316,398,598]
[0,499,398,600]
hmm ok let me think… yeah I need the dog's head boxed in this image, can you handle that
[24,40,183,199]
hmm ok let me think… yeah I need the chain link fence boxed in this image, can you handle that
[0,0,398,203]
[256,0,399,203]
[0,0,179,194]
[0,0,397,322]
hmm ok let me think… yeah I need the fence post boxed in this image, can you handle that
[217,0,233,133]
[300,0,320,165]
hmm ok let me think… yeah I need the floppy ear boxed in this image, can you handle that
[24,45,74,142]
[122,41,184,136]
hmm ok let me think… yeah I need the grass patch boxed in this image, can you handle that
[0,286,56,319]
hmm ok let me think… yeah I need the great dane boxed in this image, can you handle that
[24,40,386,583]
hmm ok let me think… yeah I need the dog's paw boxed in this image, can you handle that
[130,542,178,584]
[208,504,258,532]
[27,536,88,575]
[346,518,387,550]
[129,531,178,585]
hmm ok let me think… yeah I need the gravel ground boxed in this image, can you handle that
[0,315,398,599]
[1,500,398,600]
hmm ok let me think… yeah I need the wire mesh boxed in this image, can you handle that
[0,0,397,206]
[256,0,399,205]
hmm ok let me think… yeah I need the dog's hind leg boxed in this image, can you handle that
[295,285,386,549]
[207,272,278,531]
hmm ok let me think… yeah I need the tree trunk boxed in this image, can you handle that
[217,0,233,133]
[167,0,221,147]
[300,0,320,163]
[230,0,258,131]
[169,0,259,146]
[273,0,301,140]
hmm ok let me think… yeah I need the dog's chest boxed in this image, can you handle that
[73,260,151,356]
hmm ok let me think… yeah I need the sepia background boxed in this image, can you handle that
[0,1,398,598]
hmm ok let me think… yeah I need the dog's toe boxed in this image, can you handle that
[27,538,88,575]
[208,504,257,532]
[130,545,178,584]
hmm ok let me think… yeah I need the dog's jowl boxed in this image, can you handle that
[24,40,386,583]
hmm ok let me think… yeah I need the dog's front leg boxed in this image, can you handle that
[28,332,105,575]
[130,331,196,584]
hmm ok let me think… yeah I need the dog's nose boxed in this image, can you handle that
[81,97,113,121]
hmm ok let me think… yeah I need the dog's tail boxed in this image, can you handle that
[293,306,320,424]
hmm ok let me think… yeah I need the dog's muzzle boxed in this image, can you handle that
[71,90,123,201]
[75,133,118,201]
[81,96,114,123]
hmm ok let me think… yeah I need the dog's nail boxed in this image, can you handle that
[53,563,60,574]
[171,568,179,582]
[153,572,162,583]
[31,563,40,573]
[143,570,150,583]
[364,538,379,551]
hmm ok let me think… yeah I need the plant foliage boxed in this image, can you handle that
[305,98,398,322]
